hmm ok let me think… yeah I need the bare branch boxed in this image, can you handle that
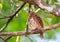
[22,0,60,17]
[0,31,38,36]
[0,23,60,36]
[44,23,60,31]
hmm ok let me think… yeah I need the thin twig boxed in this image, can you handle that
[35,8,40,13]
[0,13,10,19]
[0,17,9,19]
[3,36,12,42]
[10,2,26,17]
[0,37,4,40]
[0,14,8,18]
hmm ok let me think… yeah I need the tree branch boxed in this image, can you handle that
[44,23,60,31]
[0,13,10,19]
[3,36,12,42]
[0,23,60,36]
[0,2,26,32]
[22,0,60,17]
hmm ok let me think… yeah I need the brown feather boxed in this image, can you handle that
[27,12,44,38]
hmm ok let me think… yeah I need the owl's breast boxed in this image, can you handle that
[28,12,43,31]
[28,17,39,30]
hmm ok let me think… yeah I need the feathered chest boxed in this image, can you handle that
[27,12,43,30]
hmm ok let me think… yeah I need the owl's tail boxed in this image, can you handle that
[40,32,43,39]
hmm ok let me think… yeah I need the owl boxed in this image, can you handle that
[27,12,44,38]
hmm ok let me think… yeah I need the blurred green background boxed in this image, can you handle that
[0,0,60,42]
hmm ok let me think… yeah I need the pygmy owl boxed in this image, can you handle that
[27,12,44,38]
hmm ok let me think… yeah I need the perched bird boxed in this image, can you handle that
[27,12,44,38]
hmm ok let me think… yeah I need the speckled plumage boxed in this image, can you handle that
[27,12,43,38]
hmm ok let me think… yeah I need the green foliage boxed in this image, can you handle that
[0,0,60,42]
